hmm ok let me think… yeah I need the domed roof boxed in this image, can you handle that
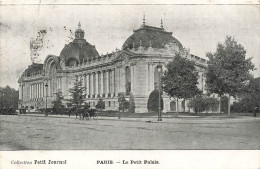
[60,23,99,66]
[60,40,99,65]
[122,25,183,50]
[23,63,43,77]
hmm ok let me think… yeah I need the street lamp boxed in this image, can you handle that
[45,83,48,116]
[157,64,162,121]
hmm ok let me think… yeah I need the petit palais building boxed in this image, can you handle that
[18,21,207,113]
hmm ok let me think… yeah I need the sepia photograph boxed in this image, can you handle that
[0,0,260,168]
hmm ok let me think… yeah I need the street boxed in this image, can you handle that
[0,114,260,150]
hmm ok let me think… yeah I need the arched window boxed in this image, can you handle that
[125,66,131,95]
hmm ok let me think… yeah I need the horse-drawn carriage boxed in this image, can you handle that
[66,105,98,120]
[78,107,98,120]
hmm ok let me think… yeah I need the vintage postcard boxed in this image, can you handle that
[0,0,259,168]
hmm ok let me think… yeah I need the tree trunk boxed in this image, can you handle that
[228,94,231,116]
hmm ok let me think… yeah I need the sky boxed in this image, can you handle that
[0,2,260,90]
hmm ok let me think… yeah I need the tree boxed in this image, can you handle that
[129,92,135,113]
[0,86,19,110]
[52,90,65,114]
[188,96,219,114]
[118,94,129,119]
[147,89,163,113]
[204,97,219,113]
[67,77,86,118]
[205,36,255,115]
[231,77,260,115]
[161,53,200,113]
[95,98,105,112]
[187,96,204,114]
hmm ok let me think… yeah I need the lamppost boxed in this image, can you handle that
[157,64,162,121]
[45,83,48,116]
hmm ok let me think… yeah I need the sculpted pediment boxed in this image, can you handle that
[114,51,133,63]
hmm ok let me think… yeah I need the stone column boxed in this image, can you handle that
[42,83,44,97]
[60,77,62,93]
[146,62,150,94]
[90,73,94,98]
[83,75,86,96]
[40,83,41,98]
[56,78,59,91]
[93,73,96,97]
[106,70,110,97]
[111,68,115,97]
[150,63,154,90]
[39,83,41,98]
[130,64,135,94]
[29,85,31,100]
[19,84,22,100]
[115,67,119,96]
[100,71,104,97]
[32,84,35,99]
[36,84,38,99]
[86,74,89,97]
[96,72,99,97]
[119,66,125,93]
[35,84,37,99]
[41,83,44,98]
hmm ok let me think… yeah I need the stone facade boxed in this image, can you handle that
[18,21,207,113]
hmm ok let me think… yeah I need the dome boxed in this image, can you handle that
[23,63,43,77]
[60,23,99,66]
[60,40,99,66]
[122,25,183,50]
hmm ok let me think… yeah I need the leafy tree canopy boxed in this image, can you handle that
[205,36,255,97]
[67,77,86,107]
[95,98,105,111]
[118,94,129,113]
[0,86,19,109]
[162,53,200,99]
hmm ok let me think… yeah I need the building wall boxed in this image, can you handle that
[19,51,207,113]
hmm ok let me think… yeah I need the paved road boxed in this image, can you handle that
[0,114,260,150]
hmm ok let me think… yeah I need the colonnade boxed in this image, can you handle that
[29,77,63,100]
[29,83,45,99]
[79,68,119,98]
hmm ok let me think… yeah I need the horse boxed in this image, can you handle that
[85,108,98,119]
